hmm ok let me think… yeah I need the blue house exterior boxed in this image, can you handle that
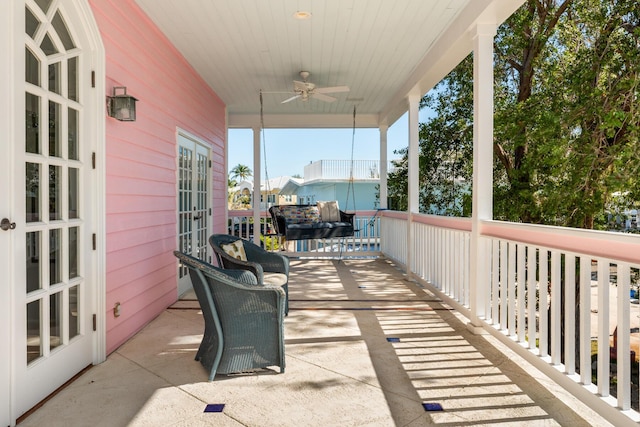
[279,160,382,211]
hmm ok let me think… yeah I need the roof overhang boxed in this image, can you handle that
[136,0,524,129]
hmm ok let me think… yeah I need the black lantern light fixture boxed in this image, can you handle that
[107,86,138,121]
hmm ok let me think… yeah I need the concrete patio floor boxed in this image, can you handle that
[19,258,613,426]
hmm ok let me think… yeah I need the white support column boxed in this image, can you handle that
[379,124,388,209]
[468,23,496,331]
[224,113,229,235]
[407,94,420,275]
[252,126,261,246]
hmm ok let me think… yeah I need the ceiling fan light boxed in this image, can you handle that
[293,11,311,20]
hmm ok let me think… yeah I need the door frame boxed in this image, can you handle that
[0,1,106,425]
[176,127,213,295]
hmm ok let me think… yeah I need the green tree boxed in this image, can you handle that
[553,0,640,228]
[230,164,252,182]
[387,0,640,231]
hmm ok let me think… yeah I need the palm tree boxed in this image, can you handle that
[230,164,252,182]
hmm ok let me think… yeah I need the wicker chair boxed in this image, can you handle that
[173,251,286,381]
[209,234,289,314]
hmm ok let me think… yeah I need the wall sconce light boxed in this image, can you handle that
[107,86,138,121]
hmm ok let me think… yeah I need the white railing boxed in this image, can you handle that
[303,160,381,181]
[380,211,640,426]
[227,209,382,257]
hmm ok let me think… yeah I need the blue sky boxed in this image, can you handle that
[228,110,431,180]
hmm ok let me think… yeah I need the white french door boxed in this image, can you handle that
[177,131,212,296]
[10,0,101,421]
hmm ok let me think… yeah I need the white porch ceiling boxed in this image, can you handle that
[135,0,523,129]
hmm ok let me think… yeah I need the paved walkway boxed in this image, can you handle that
[20,258,612,426]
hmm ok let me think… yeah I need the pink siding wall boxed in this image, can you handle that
[89,0,227,353]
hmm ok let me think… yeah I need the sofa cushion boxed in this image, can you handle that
[263,272,288,287]
[317,201,340,221]
[221,240,247,261]
[280,205,320,224]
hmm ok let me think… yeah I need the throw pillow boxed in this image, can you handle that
[317,201,340,222]
[220,240,247,261]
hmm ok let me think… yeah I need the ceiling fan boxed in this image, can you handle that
[280,71,349,104]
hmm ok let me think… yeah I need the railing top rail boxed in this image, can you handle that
[482,219,640,265]
[380,210,471,232]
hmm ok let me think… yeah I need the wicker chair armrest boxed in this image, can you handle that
[242,242,289,275]
[221,268,259,285]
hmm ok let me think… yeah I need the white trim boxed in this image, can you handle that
[70,0,107,367]
[224,108,229,235]
[252,126,261,246]
[3,1,105,424]
[379,125,388,210]
[1,3,21,426]
[175,126,213,280]
[469,22,496,327]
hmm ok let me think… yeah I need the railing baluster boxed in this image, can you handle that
[551,250,561,365]
[617,262,630,410]
[580,255,592,386]
[491,239,500,326]
[539,249,549,358]
[564,254,576,375]
[500,241,508,330]
[597,258,610,397]
[517,244,526,342]
[528,246,537,350]
[508,241,516,336]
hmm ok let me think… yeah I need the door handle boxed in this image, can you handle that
[193,214,202,221]
[1,218,16,231]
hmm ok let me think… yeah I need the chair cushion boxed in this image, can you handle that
[263,272,288,287]
[221,240,247,261]
[317,201,340,221]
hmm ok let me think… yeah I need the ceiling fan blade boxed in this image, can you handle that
[312,92,337,103]
[281,94,301,104]
[315,85,350,94]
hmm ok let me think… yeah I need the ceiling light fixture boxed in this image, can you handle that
[293,11,311,20]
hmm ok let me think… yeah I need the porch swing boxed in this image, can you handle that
[267,103,357,241]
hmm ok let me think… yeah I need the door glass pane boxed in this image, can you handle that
[49,165,61,220]
[25,7,40,38]
[27,300,42,364]
[69,286,79,339]
[50,292,62,350]
[34,0,52,14]
[26,162,40,222]
[68,108,78,160]
[69,226,78,278]
[25,48,40,86]
[40,33,58,56]
[48,62,61,94]
[49,229,62,285]
[26,231,41,292]
[68,57,78,102]
[195,152,208,257]
[52,12,75,51]
[69,167,78,219]
[49,101,60,157]
[26,93,40,153]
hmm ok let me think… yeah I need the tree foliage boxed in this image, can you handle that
[387,0,640,229]
[229,164,253,182]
